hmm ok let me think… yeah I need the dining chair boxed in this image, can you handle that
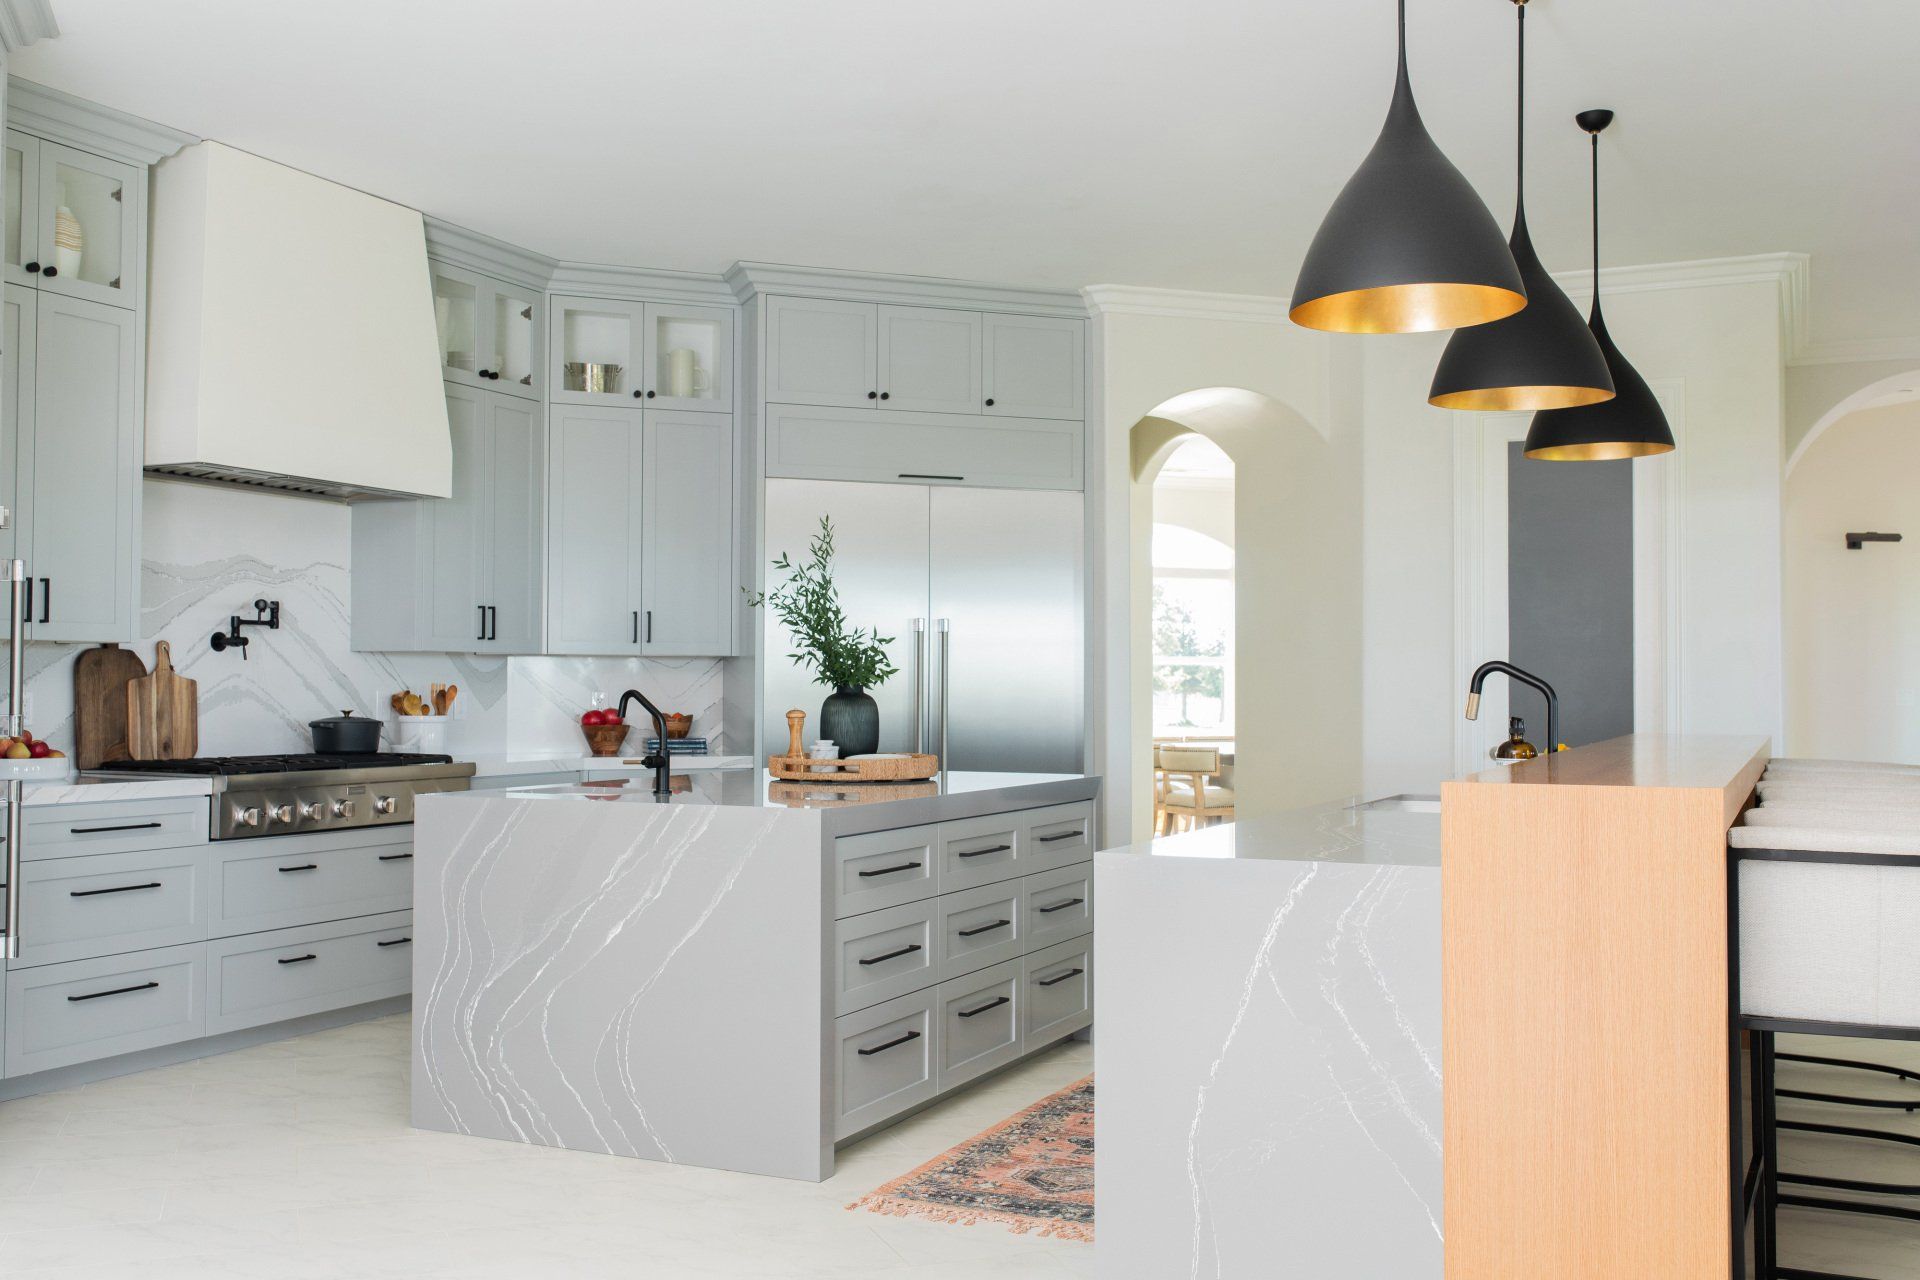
[1154,744,1235,835]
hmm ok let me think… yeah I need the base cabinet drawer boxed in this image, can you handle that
[938,812,1023,893]
[1021,802,1094,875]
[8,846,210,968]
[836,898,937,1016]
[206,912,413,1036]
[937,879,1024,981]
[833,824,938,919]
[211,831,414,936]
[23,797,208,861]
[5,942,206,1077]
[938,958,1022,1091]
[834,987,938,1140]
[1024,936,1092,1045]
[1022,862,1092,953]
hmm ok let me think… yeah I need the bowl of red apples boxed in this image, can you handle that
[0,727,70,778]
[579,707,630,757]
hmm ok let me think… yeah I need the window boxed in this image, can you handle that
[1150,437,1235,736]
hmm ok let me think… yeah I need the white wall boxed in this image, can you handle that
[1785,400,1920,762]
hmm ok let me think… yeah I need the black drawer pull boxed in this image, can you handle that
[957,995,1010,1019]
[956,844,1010,860]
[858,942,923,967]
[1038,897,1085,914]
[378,852,413,862]
[377,936,412,947]
[68,821,164,835]
[856,860,922,879]
[957,918,1010,938]
[277,953,317,965]
[278,864,318,873]
[68,980,159,1002]
[856,1028,922,1057]
[70,881,163,898]
[898,473,964,481]
[1038,830,1081,843]
[1037,967,1085,988]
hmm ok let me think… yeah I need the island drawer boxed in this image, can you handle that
[1020,802,1095,875]
[938,958,1023,1091]
[23,797,209,862]
[205,911,413,1036]
[834,987,939,1140]
[7,845,211,969]
[1022,862,1093,953]
[5,942,206,1077]
[833,825,938,919]
[937,812,1023,893]
[937,879,1025,982]
[836,898,938,1016]
[210,830,415,937]
[1024,936,1093,1046]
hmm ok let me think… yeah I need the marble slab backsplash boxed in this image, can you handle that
[16,481,726,759]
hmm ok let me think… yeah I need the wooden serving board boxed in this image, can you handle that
[766,753,939,782]
[73,643,147,768]
[126,640,198,760]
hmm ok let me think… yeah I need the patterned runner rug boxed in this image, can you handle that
[848,1075,1094,1241]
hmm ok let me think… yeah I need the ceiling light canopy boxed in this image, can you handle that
[1524,109,1677,460]
[1289,0,1526,335]
[1428,0,1613,411]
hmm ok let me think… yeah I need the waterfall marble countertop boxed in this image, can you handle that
[1096,798,1443,1278]
[17,774,216,805]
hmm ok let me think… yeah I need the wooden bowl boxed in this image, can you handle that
[663,713,693,739]
[582,723,631,757]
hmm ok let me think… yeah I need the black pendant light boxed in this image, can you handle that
[1428,0,1613,410]
[1289,0,1526,334]
[1524,110,1676,459]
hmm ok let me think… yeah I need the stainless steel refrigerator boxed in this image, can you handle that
[761,479,1084,774]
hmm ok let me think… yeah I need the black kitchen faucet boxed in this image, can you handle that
[616,688,673,798]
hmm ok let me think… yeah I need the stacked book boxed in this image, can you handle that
[645,737,710,756]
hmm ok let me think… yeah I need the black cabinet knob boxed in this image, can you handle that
[632,390,644,398]
[984,398,995,407]
[867,391,877,400]
[23,261,38,273]
[477,368,492,378]
[646,390,656,399]
[879,392,890,400]
[40,266,56,278]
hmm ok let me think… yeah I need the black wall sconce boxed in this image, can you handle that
[211,599,280,658]
[1844,532,1903,551]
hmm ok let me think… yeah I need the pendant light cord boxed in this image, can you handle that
[1590,129,1602,315]
[1515,2,1526,208]
[1397,0,1408,79]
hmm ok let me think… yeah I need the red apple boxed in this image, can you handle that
[28,740,50,758]
[580,709,604,726]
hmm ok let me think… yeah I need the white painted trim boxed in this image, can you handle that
[725,261,1086,316]
[0,0,56,51]
[1080,284,1292,325]
[550,260,737,306]
[6,75,196,164]
[1633,381,1687,737]
[1788,338,1920,368]
[422,216,556,291]
[1547,251,1807,302]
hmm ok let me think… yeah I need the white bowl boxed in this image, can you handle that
[0,755,73,780]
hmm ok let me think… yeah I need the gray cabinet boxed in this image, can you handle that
[879,305,980,414]
[1,286,140,644]
[5,131,143,311]
[641,410,735,656]
[983,314,1084,421]
[351,382,545,654]
[546,403,644,653]
[764,295,878,408]
[430,262,543,400]
[765,403,1082,492]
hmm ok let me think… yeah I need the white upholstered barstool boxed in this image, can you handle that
[1153,744,1235,835]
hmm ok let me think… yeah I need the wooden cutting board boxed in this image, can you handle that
[73,642,148,768]
[126,640,198,760]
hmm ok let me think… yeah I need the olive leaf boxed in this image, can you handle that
[745,516,898,691]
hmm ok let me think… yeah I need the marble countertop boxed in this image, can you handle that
[1102,796,1440,868]
[14,775,215,806]
[462,751,752,778]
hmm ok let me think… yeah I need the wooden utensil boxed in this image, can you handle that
[73,643,147,768]
[126,640,199,760]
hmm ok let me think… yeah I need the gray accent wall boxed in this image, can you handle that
[1507,443,1634,749]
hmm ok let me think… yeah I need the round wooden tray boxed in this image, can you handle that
[766,753,939,782]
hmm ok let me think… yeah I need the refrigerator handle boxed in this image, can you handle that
[911,619,927,755]
[4,559,25,959]
[936,618,951,773]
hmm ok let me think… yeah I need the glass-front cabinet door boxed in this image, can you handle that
[643,303,732,413]
[432,265,483,386]
[487,282,543,400]
[34,141,140,309]
[4,131,41,289]
[549,296,646,407]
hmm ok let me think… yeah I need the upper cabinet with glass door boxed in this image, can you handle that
[550,296,732,412]
[5,131,142,310]
[431,262,544,401]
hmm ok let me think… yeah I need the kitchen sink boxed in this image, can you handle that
[1353,794,1441,814]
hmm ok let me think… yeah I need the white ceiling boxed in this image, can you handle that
[14,0,1920,349]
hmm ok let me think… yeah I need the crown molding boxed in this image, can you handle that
[1786,337,1920,369]
[422,216,557,291]
[549,260,736,307]
[727,261,1088,317]
[0,0,56,52]
[6,75,196,164]
[1081,284,1293,324]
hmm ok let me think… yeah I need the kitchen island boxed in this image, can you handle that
[410,768,1098,1181]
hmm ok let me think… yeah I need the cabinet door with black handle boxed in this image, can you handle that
[639,410,735,657]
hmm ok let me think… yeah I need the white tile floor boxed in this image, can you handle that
[0,1015,1095,1279]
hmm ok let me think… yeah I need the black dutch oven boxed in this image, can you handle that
[309,710,382,754]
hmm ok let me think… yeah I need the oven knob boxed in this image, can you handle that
[299,801,325,821]
[331,799,355,819]
[234,806,262,828]
[267,803,294,824]
[373,795,397,815]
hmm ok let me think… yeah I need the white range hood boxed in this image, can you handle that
[145,142,451,500]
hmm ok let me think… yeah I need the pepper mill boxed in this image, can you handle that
[785,709,806,759]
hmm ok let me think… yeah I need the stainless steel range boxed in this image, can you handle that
[87,753,476,839]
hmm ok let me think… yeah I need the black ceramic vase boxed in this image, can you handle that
[819,686,879,757]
